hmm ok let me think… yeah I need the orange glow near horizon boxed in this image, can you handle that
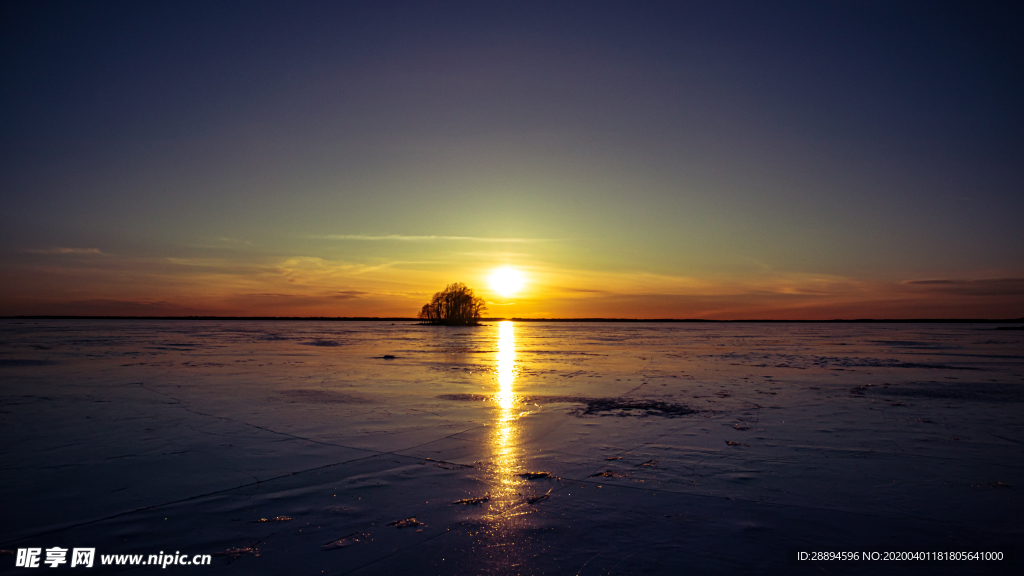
[2,252,1020,319]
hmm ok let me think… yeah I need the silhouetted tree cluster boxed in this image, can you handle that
[419,282,486,325]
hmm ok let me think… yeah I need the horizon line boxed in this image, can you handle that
[2,315,1022,324]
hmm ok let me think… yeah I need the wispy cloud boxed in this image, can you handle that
[558,287,610,294]
[903,278,1024,296]
[234,291,369,303]
[334,290,369,300]
[26,247,104,255]
[313,234,546,243]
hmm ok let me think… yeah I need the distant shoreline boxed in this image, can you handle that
[2,316,1022,324]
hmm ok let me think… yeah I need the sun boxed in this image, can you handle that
[489,266,525,297]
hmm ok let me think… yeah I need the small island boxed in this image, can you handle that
[418,282,487,326]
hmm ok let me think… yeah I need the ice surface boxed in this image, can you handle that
[1,320,1022,574]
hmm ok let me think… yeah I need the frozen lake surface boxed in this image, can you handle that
[1,320,1022,574]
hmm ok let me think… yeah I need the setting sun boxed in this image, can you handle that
[489,267,525,297]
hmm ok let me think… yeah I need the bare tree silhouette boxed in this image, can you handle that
[418,282,487,325]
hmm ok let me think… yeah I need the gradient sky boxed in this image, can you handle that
[2,1,1022,319]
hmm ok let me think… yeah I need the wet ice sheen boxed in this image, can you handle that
[0,320,1022,574]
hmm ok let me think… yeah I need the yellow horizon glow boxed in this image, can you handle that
[489,266,525,297]
[11,249,1017,320]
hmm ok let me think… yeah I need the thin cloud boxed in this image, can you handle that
[334,290,369,300]
[26,247,104,255]
[558,287,610,294]
[29,298,196,315]
[313,234,546,243]
[903,278,1024,296]
[227,291,371,307]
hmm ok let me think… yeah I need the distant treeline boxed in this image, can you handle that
[1,316,420,321]
[493,318,1024,323]
[3,316,1023,323]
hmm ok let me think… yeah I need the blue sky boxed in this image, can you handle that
[2,1,1022,318]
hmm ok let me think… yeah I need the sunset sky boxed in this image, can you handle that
[2,1,1022,319]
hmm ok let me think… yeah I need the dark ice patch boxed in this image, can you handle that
[144,346,196,351]
[321,533,368,550]
[387,517,422,529]
[211,546,257,559]
[437,393,697,417]
[274,389,372,404]
[0,395,54,406]
[572,398,698,418]
[527,490,552,504]
[706,352,982,370]
[304,339,342,347]
[590,470,628,478]
[439,394,697,417]
[438,393,577,404]
[867,340,946,349]
[880,362,980,370]
[0,359,60,366]
[868,382,1024,403]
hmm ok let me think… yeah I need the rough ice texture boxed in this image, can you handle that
[0,320,1022,574]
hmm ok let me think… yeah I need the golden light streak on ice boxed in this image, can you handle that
[482,320,529,552]
[495,320,517,410]
[491,321,521,490]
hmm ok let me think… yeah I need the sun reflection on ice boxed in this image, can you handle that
[496,321,517,410]
[491,321,522,495]
[482,320,531,556]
